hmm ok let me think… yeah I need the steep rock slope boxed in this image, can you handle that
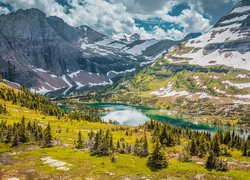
[0,8,190,95]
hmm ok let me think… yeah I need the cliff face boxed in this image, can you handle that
[0,9,108,87]
[0,8,184,95]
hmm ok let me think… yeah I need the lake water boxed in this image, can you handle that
[83,103,249,138]
[85,103,226,134]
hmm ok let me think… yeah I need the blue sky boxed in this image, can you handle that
[0,0,238,40]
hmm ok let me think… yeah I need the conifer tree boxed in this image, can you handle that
[190,137,198,156]
[211,138,220,157]
[242,141,248,156]
[142,132,149,157]
[12,132,19,147]
[43,123,53,147]
[147,139,168,171]
[19,116,28,143]
[76,131,84,149]
[205,151,217,170]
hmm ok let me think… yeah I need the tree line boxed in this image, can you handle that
[0,86,102,123]
[0,87,64,117]
[75,120,250,171]
[0,117,53,148]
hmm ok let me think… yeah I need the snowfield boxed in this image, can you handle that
[122,39,159,56]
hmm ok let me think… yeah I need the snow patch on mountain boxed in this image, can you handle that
[222,81,250,89]
[230,5,250,14]
[88,79,113,87]
[151,82,189,97]
[122,39,159,56]
[107,68,136,76]
[220,14,249,25]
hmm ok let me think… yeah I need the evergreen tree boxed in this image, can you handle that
[206,151,228,171]
[190,137,198,156]
[223,130,231,145]
[142,132,149,157]
[76,131,84,149]
[43,123,53,147]
[198,137,208,158]
[147,139,168,171]
[19,116,28,143]
[242,141,248,156]
[11,132,19,147]
[205,151,217,170]
[211,137,220,157]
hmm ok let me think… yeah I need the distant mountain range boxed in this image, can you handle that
[0,8,200,95]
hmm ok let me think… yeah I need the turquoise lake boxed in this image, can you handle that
[85,102,227,134]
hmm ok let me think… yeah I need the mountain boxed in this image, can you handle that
[119,33,141,42]
[99,0,250,124]
[167,0,250,70]
[0,8,191,95]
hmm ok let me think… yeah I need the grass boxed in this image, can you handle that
[0,84,250,179]
[2,146,250,179]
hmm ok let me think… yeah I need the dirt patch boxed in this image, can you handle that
[224,52,232,58]
[0,153,15,165]
[228,161,250,171]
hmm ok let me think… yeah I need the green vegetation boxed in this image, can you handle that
[0,116,53,147]
[0,103,7,114]
[147,138,168,171]
[83,62,250,128]
[0,82,250,179]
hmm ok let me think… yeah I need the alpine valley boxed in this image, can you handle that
[1,0,250,180]
[92,0,250,127]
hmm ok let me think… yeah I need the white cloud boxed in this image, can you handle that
[0,6,10,14]
[2,0,235,40]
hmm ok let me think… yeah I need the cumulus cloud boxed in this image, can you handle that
[0,6,10,14]
[0,0,238,40]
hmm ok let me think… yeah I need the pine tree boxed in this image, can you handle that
[206,151,228,171]
[19,116,28,143]
[223,130,231,145]
[190,137,198,156]
[76,131,84,149]
[43,123,53,147]
[12,132,19,147]
[205,151,217,170]
[198,137,207,158]
[147,139,168,171]
[242,141,248,156]
[142,132,149,157]
[212,138,220,157]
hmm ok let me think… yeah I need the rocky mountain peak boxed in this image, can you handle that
[214,0,250,28]
[241,0,250,6]
[130,33,141,41]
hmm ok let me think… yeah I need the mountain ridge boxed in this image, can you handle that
[0,8,196,95]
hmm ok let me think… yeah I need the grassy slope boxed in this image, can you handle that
[97,61,250,127]
[0,83,250,179]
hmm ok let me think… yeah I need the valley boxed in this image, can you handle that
[0,0,250,179]
[0,82,250,179]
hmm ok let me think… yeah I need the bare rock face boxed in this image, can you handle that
[0,8,189,95]
[0,9,105,87]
